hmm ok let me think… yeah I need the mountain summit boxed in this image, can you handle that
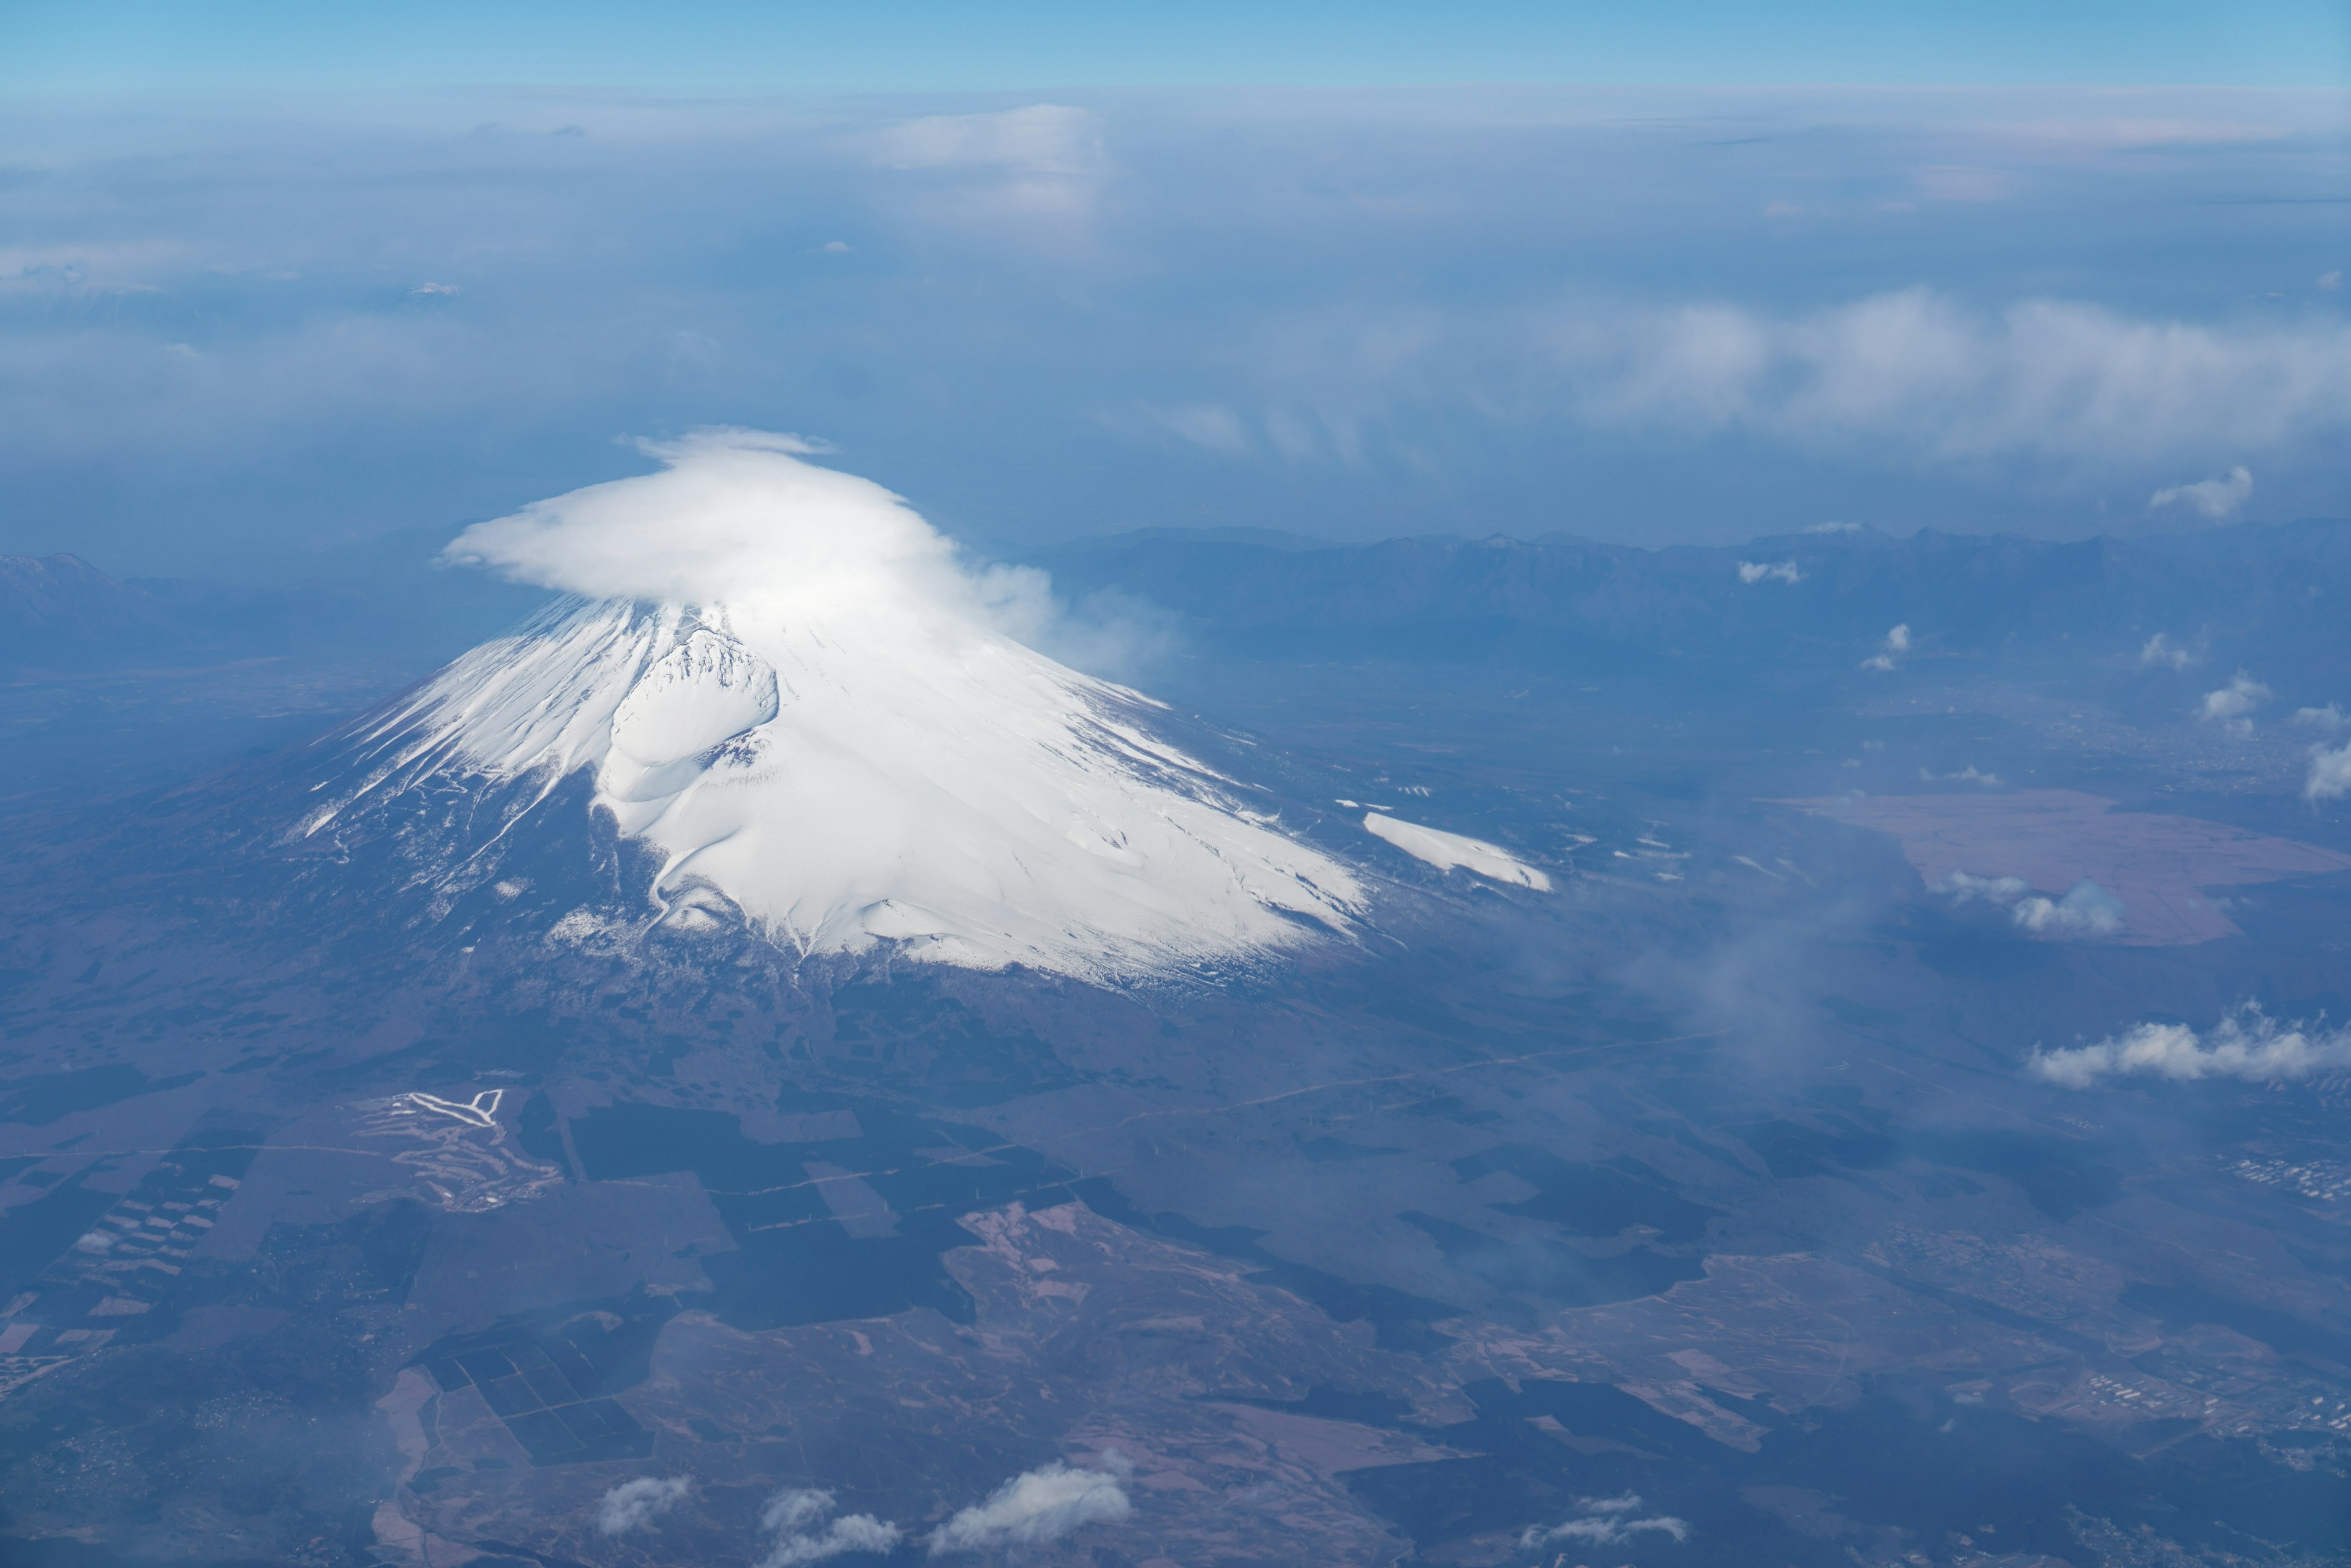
[294,430,1362,982]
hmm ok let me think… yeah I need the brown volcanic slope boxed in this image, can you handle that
[1783,789,2351,945]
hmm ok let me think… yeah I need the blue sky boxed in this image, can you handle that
[4,9,2348,576]
[13,1,2350,92]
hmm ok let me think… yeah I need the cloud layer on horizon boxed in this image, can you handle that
[3,87,2346,573]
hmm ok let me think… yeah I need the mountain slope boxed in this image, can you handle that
[282,433,1366,984]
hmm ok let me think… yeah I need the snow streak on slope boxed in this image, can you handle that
[1363,813,1551,891]
[309,431,1362,983]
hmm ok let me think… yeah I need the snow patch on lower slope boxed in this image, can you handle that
[302,433,1365,983]
[1363,812,1550,891]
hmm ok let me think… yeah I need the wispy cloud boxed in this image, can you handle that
[757,1489,901,1567]
[595,1476,691,1535]
[1127,402,1251,455]
[2031,1005,2351,1087]
[861,105,1103,177]
[855,104,1109,246]
[2197,671,2271,737]
[1561,294,2351,467]
[2011,879,2124,938]
[1863,621,1911,670]
[1738,559,1802,585]
[2292,703,2346,732]
[2308,741,2351,802]
[929,1458,1131,1555]
[2150,464,2252,519]
[1936,871,2121,937]
[2139,632,2195,670]
[1521,1493,1692,1549]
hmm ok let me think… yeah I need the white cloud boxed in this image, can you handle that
[1562,292,2351,467]
[594,1476,691,1536]
[1938,872,2121,936]
[409,281,461,297]
[1919,763,1999,786]
[446,428,964,613]
[2197,671,2271,737]
[757,1489,902,1567]
[2030,1005,2351,1087]
[2139,632,2195,670]
[2322,271,2343,291]
[862,105,1102,176]
[1863,622,1911,670]
[2011,879,2125,938]
[2308,741,2351,802]
[1521,1494,1692,1550]
[2293,703,2347,732]
[1940,871,2028,904]
[2150,464,2253,519]
[855,105,1108,244]
[929,1460,1131,1555]
[1738,559,1803,585]
[1805,520,1860,533]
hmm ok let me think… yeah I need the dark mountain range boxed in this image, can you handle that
[0,539,550,675]
[0,554,187,664]
[1027,518,2351,678]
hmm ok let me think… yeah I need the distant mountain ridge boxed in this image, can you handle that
[0,547,552,673]
[1025,518,2351,677]
[12,516,2347,685]
[0,553,185,662]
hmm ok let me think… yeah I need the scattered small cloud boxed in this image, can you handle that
[1763,201,1801,217]
[2030,1005,2351,1087]
[2198,671,2271,737]
[1738,559,1803,585]
[2150,464,2253,519]
[818,241,852,253]
[929,1458,1131,1555]
[758,1489,902,1567]
[2293,703,2347,732]
[1805,520,1860,533]
[410,282,462,296]
[2309,741,2351,802]
[1863,622,1912,670]
[1134,401,1250,456]
[2322,271,2342,291]
[595,1477,691,1536]
[1939,871,2028,905]
[2139,632,2195,670]
[1521,1493,1692,1550]
[1937,872,2121,936]
[2012,879,2125,938]
[1919,762,1998,786]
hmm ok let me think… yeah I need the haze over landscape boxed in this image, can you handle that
[4,5,2350,1567]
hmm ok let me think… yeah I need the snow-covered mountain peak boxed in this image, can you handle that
[318,432,1363,983]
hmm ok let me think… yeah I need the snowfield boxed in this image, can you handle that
[317,430,1365,982]
[1362,812,1551,891]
